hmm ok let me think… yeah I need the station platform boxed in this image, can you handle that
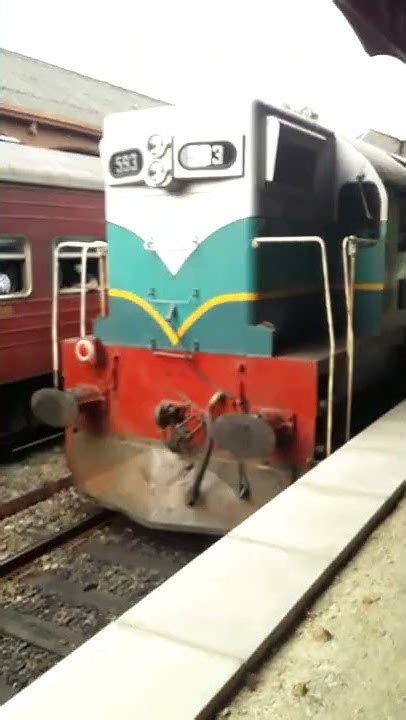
[224,493,406,719]
[1,402,405,720]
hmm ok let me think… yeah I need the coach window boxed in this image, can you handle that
[0,237,32,298]
[54,238,104,293]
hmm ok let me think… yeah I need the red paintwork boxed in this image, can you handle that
[62,341,319,467]
[0,182,104,385]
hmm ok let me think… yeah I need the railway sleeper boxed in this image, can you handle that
[24,573,128,616]
[81,539,182,577]
[0,607,84,657]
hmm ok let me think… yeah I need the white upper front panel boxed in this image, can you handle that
[101,105,249,188]
[101,104,255,274]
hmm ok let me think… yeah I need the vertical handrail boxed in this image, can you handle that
[341,235,378,442]
[342,236,356,442]
[79,244,88,339]
[98,250,107,318]
[51,240,107,387]
[252,236,336,457]
[52,245,60,388]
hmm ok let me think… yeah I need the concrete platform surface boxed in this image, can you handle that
[222,495,406,720]
[1,402,405,720]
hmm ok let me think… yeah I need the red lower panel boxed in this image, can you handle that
[62,341,319,467]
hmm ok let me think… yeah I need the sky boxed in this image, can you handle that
[1,0,405,139]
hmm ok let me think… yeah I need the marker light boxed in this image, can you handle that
[147,134,167,158]
[146,160,171,187]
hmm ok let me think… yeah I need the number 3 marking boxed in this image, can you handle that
[211,144,224,165]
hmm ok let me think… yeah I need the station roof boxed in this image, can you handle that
[334,0,406,62]
[0,49,163,130]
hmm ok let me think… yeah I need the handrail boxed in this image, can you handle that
[342,236,356,443]
[341,235,378,441]
[52,240,107,387]
[252,236,336,457]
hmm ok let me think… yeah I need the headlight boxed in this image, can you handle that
[179,143,213,169]
[147,134,167,158]
[146,160,171,187]
[178,142,236,170]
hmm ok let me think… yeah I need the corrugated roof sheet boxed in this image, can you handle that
[0,49,164,127]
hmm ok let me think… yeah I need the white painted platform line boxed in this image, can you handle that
[1,403,405,720]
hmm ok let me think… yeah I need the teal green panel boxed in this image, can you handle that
[354,291,383,336]
[96,297,273,355]
[95,298,172,349]
[179,303,273,355]
[254,217,323,293]
[107,218,264,330]
[353,223,387,335]
[99,217,386,352]
[101,218,276,355]
[354,224,387,284]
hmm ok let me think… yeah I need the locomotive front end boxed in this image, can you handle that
[35,100,391,534]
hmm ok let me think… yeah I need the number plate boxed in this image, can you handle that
[109,149,143,179]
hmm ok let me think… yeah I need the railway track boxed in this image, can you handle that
[0,507,110,577]
[0,473,72,522]
[10,432,65,457]
[0,454,211,705]
[0,428,65,463]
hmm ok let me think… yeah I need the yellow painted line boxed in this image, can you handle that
[178,292,258,338]
[109,284,384,346]
[354,283,384,291]
[177,287,319,338]
[109,286,321,345]
[109,288,180,345]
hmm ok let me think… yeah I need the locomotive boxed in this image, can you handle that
[0,140,105,448]
[32,100,406,534]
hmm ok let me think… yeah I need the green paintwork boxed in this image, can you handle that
[353,223,387,335]
[97,218,274,355]
[96,217,389,354]
[98,297,273,355]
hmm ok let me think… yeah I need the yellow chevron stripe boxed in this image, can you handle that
[176,287,320,338]
[109,283,385,346]
[109,289,180,345]
[178,292,258,338]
